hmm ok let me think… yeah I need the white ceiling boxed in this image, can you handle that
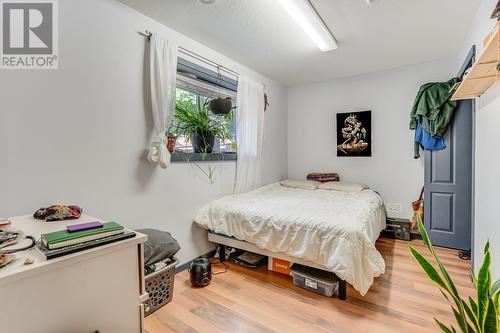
[119,0,480,86]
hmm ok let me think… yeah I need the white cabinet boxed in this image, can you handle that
[0,215,147,333]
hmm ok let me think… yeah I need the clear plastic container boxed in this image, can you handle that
[291,264,339,297]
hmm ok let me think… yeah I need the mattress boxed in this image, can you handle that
[193,183,386,295]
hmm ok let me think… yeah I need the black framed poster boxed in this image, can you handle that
[336,111,372,157]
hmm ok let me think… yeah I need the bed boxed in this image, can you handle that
[194,182,386,297]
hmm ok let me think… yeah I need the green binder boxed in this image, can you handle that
[42,222,124,248]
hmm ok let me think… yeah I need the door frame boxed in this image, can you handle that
[457,46,476,267]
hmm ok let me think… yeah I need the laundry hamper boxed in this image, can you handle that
[144,257,178,316]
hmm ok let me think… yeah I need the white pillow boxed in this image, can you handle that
[318,181,369,192]
[280,179,321,190]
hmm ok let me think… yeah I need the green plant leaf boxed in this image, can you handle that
[483,298,498,333]
[452,307,471,333]
[416,214,433,250]
[471,268,478,288]
[493,292,499,315]
[443,291,474,332]
[415,217,469,333]
[492,279,500,296]
[438,258,463,301]
[408,244,447,290]
[493,278,500,314]
[462,299,480,332]
[441,268,468,333]
[435,319,456,333]
[469,296,478,314]
[441,289,451,302]
[484,242,490,254]
[451,307,464,333]
[477,246,492,329]
[417,218,468,331]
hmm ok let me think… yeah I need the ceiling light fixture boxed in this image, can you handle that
[277,0,337,52]
[197,0,218,4]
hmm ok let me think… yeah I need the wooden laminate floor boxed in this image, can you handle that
[145,238,475,333]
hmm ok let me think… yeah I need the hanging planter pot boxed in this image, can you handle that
[209,97,232,115]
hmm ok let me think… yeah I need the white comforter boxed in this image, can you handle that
[194,183,386,295]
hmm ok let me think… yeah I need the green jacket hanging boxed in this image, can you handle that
[409,77,458,137]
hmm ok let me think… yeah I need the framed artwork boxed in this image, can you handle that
[491,0,500,19]
[336,111,372,157]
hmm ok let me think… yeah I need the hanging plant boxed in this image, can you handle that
[208,66,234,115]
[209,97,232,115]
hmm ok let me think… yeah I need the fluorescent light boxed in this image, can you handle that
[277,0,337,52]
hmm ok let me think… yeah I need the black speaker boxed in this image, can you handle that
[189,258,212,287]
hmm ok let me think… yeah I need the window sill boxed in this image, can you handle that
[170,151,237,163]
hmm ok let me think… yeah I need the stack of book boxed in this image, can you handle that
[37,221,135,260]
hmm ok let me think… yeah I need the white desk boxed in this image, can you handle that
[0,215,147,333]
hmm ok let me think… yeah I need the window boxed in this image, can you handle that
[173,86,235,153]
[170,58,237,162]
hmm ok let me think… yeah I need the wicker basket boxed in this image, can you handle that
[144,257,178,316]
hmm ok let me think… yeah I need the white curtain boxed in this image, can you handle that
[234,76,265,194]
[147,36,177,169]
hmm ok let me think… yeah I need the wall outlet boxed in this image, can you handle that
[387,202,402,213]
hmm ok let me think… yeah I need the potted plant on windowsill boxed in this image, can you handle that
[172,96,231,154]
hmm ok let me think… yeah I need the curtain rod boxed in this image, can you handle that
[139,30,239,78]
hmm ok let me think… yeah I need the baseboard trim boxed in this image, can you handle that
[175,250,217,274]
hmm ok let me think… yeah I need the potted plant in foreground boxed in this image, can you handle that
[172,95,231,153]
[408,215,499,333]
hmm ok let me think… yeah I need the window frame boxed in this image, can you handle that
[170,58,238,163]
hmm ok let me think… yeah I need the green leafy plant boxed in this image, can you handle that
[171,94,232,143]
[169,90,234,184]
[408,215,499,333]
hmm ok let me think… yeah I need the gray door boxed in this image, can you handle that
[424,47,475,250]
[424,99,473,250]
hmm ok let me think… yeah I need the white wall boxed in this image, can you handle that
[0,0,288,264]
[474,98,500,279]
[458,0,500,277]
[287,59,456,220]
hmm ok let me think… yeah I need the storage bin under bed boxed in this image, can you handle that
[291,264,339,297]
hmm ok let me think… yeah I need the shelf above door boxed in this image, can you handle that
[451,25,499,101]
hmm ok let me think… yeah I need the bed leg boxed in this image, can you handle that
[218,244,226,262]
[338,280,347,300]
